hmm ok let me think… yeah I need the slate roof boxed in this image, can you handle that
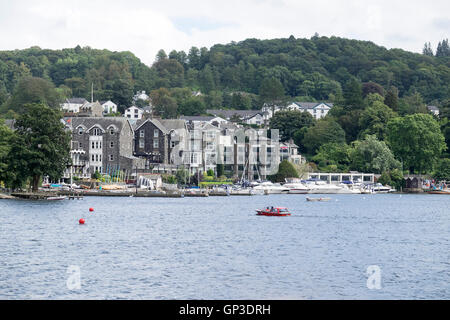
[64,117,131,132]
[66,98,88,104]
[292,102,333,109]
[207,109,262,119]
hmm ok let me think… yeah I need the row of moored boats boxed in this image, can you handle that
[223,179,396,195]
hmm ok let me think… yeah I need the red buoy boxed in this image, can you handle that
[89,208,94,212]
[79,218,85,225]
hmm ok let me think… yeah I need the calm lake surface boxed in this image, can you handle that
[0,194,449,299]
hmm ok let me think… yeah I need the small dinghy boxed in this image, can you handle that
[46,196,66,201]
[306,197,331,202]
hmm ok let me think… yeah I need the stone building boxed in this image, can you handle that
[64,117,145,179]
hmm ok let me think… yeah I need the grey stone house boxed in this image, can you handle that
[133,118,188,169]
[64,117,145,179]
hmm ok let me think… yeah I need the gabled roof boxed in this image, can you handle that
[159,119,187,131]
[207,109,263,119]
[427,105,440,111]
[64,117,132,133]
[134,118,169,134]
[66,98,88,104]
[180,116,216,122]
[292,102,333,110]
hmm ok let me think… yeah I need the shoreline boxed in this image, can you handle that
[2,190,448,200]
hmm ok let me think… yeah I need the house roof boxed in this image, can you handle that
[292,102,333,109]
[64,117,132,133]
[427,105,440,111]
[207,109,262,119]
[159,119,187,131]
[66,98,88,104]
[134,118,169,134]
[180,116,216,122]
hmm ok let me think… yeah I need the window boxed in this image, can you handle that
[109,128,115,135]
[93,128,102,136]
[154,129,159,138]
[91,142,95,149]
[139,139,144,149]
[78,127,84,135]
[134,109,138,113]
[109,155,114,161]
[79,143,83,149]
[153,140,159,149]
[140,130,145,138]
[134,114,138,118]
[91,154,95,161]
[110,141,114,148]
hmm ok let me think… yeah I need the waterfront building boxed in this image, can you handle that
[63,117,145,180]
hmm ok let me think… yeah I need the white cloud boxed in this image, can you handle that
[0,0,448,65]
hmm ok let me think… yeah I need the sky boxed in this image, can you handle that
[0,0,448,65]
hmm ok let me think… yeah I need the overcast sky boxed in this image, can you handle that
[0,0,448,65]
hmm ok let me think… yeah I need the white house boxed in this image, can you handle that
[206,109,264,125]
[124,106,144,120]
[287,102,333,120]
[61,98,88,113]
[133,91,150,103]
[427,106,440,117]
[100,100,118,114]
[180,116,228,127]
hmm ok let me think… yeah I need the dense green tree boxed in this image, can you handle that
[386,114,446,173]
[268,160,299,183]
[0,120,14,184]
[350,135,401,174]
[5,103,71,191]
[343,78,364,110]
[269,110,314,141]
[384,87,399,112]
[399,92,428,115]
[303,119,346,154]
[2,77,61,114]
[259,77,287,114]
[433,158,450,181]
[312,142,351,172]
[359,94,397,140]
[179,97,206,116]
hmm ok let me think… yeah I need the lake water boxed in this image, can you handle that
[0,194,449,300]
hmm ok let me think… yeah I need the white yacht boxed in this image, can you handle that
[252,181,290,194]
[336,183,362,194]
[305,180,344,194]
[372,183,396,193]
[284,182,310,194]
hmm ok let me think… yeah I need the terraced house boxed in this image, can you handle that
[64,117,144,179]
[133,119,187,170]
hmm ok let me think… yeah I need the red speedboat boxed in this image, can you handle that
[256,207,291,217]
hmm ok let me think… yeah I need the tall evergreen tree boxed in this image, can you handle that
[422,42,434,56]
